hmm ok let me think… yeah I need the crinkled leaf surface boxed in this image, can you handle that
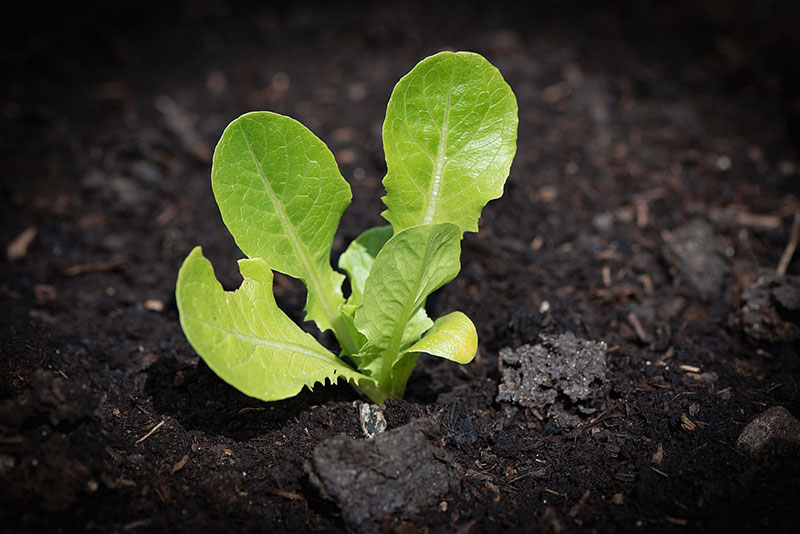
[354,223,461,386]
[406,311,477,364]
[212,111,351,342]
[382,51,518,234]
[176,247,378,402]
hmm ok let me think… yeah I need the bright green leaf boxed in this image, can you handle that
[176,247,380,402]
[382,51,518,234]
[212,111,354,350]
[354,223,461,390]
[388,352,420,399]
[338,225,433,357]
[338,225,393,309]
[406,311,478,364]
[177,51,518,404]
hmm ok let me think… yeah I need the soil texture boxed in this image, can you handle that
[2,2,800,532]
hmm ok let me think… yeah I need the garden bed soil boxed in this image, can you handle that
[2,2,799,532]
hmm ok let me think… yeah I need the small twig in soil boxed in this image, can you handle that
[265,488,303,500]
[627,312,650,344]
[65,256,130,276]
[586,401,625,428]
[765,382,783,394]
[543,487,567,500]
[638,273,654,295]
[171,454,189,474]
[710,205,782,230]
[635,198,648,228]
[568,489,591,518]
[649,466,670,478]
[665,516,688,526]
[122,518,153,531]
[680,413,697,432]
[7,226,37,261]
[507,467,547,483]
[135,420,165,446]
[776,209,800,275]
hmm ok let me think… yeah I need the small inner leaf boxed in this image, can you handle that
[382,51,518,235]
[176,247,379,402]
[354,223,461,388]
[406,311,478,364]
[338,225,393,309]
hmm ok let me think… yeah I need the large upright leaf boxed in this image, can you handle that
[382,51,518,234]
[212,112,353,349]
[176,247,382,402]
[354,223,461,390]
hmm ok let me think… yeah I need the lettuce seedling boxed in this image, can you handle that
[176,51,518,403]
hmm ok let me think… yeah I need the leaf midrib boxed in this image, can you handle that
[383,229,437,365]
[237,122,340,331]
[186,315,342,366]
[422,56,457,225]
[238,123,319,281]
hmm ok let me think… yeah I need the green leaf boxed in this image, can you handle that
[338,225,393,309]
[406,311,478,364]
[211,111,355,350]
[382,51,518,234]
[176,247,380,402]
[354,223,461,390]
[338,225,434,356]
[388,352,420,399]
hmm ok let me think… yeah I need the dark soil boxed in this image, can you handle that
[2,2,800,532]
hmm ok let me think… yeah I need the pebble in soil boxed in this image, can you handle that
[662,218,730,300]
[496,332,609,429]
[736,406,800,463]
[738,273,800,344]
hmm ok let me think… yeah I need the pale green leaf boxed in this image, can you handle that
[388,352,420,399]
[176,247,380,402]
[382,51,518,234]
[354,223,461,387]
[338,225,434,356]
[338,225,393,308]
[406,311,478,364]
[211,111,353,349]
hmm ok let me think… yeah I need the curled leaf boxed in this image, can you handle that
[406,311,478,364]
[176,247,380,402]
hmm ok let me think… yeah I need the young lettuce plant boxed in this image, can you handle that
[176,51,518,404]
